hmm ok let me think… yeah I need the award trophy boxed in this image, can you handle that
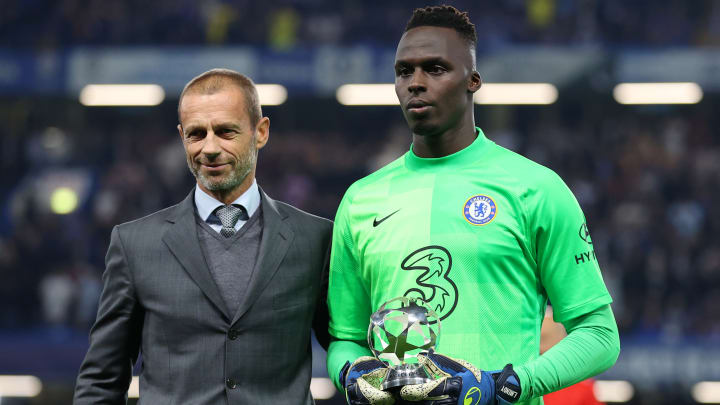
[367,297,441,390]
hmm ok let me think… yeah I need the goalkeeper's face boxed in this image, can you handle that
[394,26,480,137]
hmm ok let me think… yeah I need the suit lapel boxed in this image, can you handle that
[232,189,294,324]
[162,190,230,320]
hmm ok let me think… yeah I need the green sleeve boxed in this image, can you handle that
[528,169,612,323]
[327,339,374,390]
[515,304,620,401]
[327,188,372,341]
[326,188,375,390]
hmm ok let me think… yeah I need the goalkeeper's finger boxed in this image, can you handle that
[416,352,452,380]
[418,352,483,382]
[398,376,461,404]
[347,376,395,405]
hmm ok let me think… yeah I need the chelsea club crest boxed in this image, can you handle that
[463,195,497,225]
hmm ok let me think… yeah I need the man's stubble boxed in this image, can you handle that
[187,132,257,194]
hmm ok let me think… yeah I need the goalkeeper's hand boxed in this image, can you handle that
[399,352,521,405]
[340,356,395,405]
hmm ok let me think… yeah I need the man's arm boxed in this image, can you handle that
[324,187,395,405]
[74,226,144,405]
[403,304,618,404]
[327,339,373,389]
[523,169,620,398]
[312,231,332,351]
[514,304,620,401]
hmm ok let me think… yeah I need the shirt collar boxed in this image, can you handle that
[194,179,261,222]
[404,127,492,172]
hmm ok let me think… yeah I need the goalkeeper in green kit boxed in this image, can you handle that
[326,5,620,405]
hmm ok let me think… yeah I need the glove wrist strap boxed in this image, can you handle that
[494,364,522,403]
[339,361,351,388]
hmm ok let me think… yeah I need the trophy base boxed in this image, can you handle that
[381,363,432,390]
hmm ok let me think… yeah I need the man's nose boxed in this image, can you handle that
[201,132,221,157]
[408,71,426,94]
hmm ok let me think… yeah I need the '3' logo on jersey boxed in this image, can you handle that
[401,246,459,322]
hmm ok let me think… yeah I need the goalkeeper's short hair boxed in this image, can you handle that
[404,5,477,48]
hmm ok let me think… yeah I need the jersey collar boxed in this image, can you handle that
[405,127,491,172]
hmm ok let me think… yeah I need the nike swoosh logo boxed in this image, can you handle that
[373,209,400,227]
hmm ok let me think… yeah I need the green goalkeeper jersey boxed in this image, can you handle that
[328,128,612,402]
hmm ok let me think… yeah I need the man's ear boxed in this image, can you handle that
[255,117,270,150]
[468,71,482,93]
[177,124,184,141]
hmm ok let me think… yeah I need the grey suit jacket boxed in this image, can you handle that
[74,188,332,404]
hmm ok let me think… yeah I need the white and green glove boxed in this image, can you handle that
[340,356,395,405]
[399,352,521,405]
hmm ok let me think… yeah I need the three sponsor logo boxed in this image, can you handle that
[401,246,459,322]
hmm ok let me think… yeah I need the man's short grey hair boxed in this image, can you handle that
[178,68,262,126]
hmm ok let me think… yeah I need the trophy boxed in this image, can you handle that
[367,297,441,390]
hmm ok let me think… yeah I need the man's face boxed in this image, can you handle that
[178,87,268,197]
[395,26,480,136]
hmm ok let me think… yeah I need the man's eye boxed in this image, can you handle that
[396,67,411,77]
[428,65,446,74]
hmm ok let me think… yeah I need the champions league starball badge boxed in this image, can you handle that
[367,297,441,390]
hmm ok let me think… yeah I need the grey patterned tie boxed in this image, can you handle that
[215,205,249,238]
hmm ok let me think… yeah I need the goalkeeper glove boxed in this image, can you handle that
[340,356,395,405]
[399,352,521,405]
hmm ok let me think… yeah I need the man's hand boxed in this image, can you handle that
[398,352,521,405]
[340,356,395,405]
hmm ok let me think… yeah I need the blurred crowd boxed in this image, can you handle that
[2,0,720,49]
[0,97,719,344]
[493,104,720,341]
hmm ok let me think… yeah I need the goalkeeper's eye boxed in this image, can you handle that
[396,67,412,77]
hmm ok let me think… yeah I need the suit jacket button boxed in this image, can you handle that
[226,378,237,389]
[228,329,240,340]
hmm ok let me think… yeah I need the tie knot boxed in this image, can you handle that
[215,204,248,231]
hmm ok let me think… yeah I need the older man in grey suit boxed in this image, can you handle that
[74,68,332,404]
